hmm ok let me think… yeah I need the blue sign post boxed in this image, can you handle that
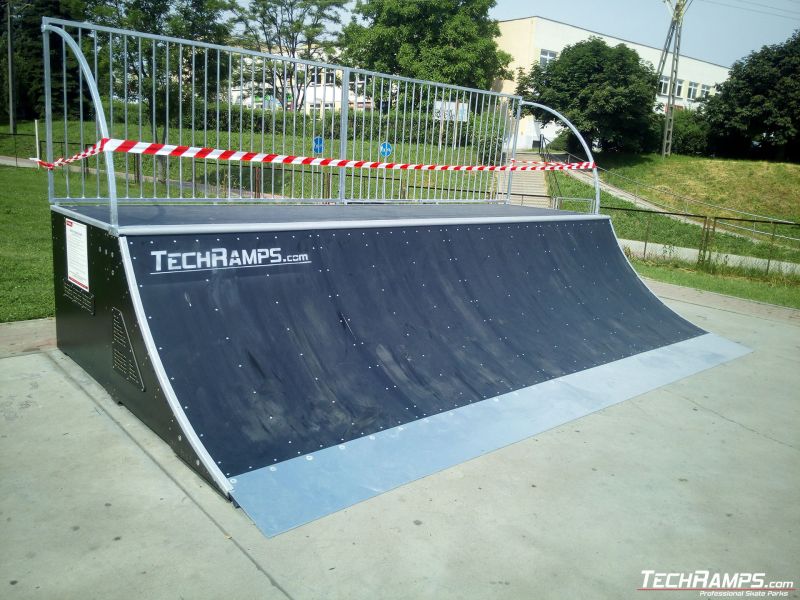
[312,136,324,154]
[379,141,392,158]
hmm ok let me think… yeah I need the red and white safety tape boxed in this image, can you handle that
[32,138,596,172]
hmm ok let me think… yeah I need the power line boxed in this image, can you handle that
[722,0,800,17]
[696,0,800,20]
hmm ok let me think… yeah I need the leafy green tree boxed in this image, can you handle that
[515,37,658,153]
[704,30,800,161]
[339,0,511,90]
[669,109,710,155]
[236,0,346,110]
[169,0,234,44]
[88,0,173,34]
[0,0,87,124]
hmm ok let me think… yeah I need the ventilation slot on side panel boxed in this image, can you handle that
[112,307,145,391]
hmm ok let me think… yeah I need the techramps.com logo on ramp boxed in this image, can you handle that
[149,247,311,275]
[638,570,795,596]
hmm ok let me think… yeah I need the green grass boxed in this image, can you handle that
[632,257,800,309]
[596,152,800,223]
[553,173,800,264]
[0,166,58,322]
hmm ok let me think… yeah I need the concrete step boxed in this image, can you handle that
[496,167,549,200]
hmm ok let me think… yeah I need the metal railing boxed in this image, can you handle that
[545,196,800,273]
[40,18,533,223]
[520,101,600,214]
[554,147,800,243]
[41,18,602,229]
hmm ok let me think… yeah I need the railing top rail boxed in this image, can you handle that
[526,102,600,213]
[42,17,522,101]
[347,66,521,99]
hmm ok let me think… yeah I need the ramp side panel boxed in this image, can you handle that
[126,218,703,480]
[50,210,216,486]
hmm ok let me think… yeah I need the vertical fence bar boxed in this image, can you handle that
[77,29,85,197]
[191,47,197,199]
[505,100,522,205]
[151,40,156,198]
[42,25,55,203]
[136,37,143,194]
[62,36,70,198]
[178,44,183,199]
[165,42,171,199]
[238,53,244,198]
[339,70,350,203]
[123,35,129,198]
[765,222,778,275]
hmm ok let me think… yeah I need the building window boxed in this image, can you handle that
[687,81,699,100]
[539,49,557,67]
[659,76,670,95]
[675,79,684,97]
[701,84,711,98]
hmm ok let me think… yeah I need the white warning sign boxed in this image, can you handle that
[65,219,90,291]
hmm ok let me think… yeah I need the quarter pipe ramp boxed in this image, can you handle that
[52,204,748,535]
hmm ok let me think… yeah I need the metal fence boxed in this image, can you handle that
[539,187,800,273]
[41,17,528,222]
[0,132,42,167]
[553,147,800,244]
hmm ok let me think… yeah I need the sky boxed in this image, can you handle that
[489,0,800,67]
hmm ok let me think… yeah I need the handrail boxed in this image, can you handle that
[539,134,565,207]
[42,20,118,229]
[521,101,601,213]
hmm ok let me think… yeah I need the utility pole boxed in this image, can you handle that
[6,0,15,134]
[658,0,688,157]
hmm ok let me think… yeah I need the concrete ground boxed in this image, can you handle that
[1,280,797,600]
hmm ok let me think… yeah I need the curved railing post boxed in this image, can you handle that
[42,19,119,230]
[505,99,522,205]
[520,101,601,214]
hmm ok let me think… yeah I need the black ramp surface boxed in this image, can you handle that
[125,216,704,480]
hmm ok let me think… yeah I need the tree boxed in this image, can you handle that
[88,0,173,35]
[339,0,511,91]
[169,0,233,44]
[236,0,347,111]
[704,30,800,161]
[0,0,87,124]
[515,37,658,154]
[669,108,709,156]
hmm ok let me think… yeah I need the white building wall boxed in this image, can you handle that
[495,16,730,149]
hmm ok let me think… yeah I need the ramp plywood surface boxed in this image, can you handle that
[117,216,747,534]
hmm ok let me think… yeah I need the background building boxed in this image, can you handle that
[495,16,730,148]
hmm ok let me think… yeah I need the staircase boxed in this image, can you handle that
[497,151,551,207]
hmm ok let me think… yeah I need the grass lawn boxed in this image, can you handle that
[595,152,800,223]
[633,258,800,310]
[0,166,57,322]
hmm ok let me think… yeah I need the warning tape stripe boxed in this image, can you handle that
[32,138,596,172]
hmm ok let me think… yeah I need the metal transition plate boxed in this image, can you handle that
[231,333,748,536]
